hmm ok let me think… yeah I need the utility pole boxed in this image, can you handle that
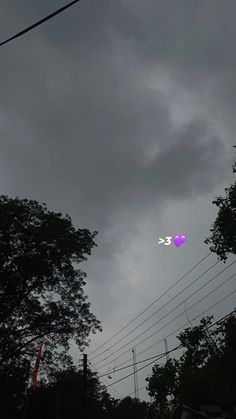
[164,338,169,362]
[132,348,139,400]
[83,354,87,419]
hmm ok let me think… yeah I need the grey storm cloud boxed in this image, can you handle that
[0,0,236,398]
[0,1,231,229]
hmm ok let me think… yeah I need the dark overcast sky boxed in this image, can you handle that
[0,0,236,399]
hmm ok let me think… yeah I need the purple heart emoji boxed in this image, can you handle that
[173,235,187,247]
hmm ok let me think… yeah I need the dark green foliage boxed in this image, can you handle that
[23,370,153,419]
[146,312,236,413]
[146,359,178,418]
[0,195,101,416]
[0,359,31,419]
[205,152,236,261]
[25,368,118,419]
[110,396,150,419]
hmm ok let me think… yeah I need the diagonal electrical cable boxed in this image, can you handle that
[91,259,220,362]
[89,252,211,357]
[115,320,194,372]
[106,345,181,388]
[96,270,235,370]
[0,0,81,47]
[134,283,236,360]
[89,360,122,399]
[127,309,236,398]
[106,297,236,388]
[101,377,122,399]
[97,347,182,379]
[128,384,147,397]
[102,272,236,369]
[93,264,235,368]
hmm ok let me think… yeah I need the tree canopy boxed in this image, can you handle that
[25,372,153,419]
[0,195,101,416]
[146,312,236,416]
[26,368,118,419]
[205,152,236,261]
[1,149,236,418]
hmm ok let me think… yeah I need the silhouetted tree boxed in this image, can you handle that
[26,372,154,419]
[146,312,236,411]
[0,195,101,417]
[0,359,30,419]
[113,396,150,419]
[26,368,118,419]
[205,150,236,261]
[146,359,177,419]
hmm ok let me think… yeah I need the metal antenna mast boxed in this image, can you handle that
[132,348,139,399]
[164,338,169,362]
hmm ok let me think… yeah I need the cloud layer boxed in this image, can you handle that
[0,0,236,399]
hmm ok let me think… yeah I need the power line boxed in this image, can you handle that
[97,347,182,379]
[127,309,236,398]
[106,345,181,388]
[91,259,220,362]
[0,0,81,47]
[89,252,211,358]
[95,304,236,401]
[133,285,236,362]
[128,384,147,397]
[89,361,122,399]
[106,300,236,389]
[115,322,191,372]
[107,273,236,369]
[94,265,235,369]
[97,272,236,371]
[101,377,122,399]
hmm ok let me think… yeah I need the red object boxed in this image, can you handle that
[31,342,43,389]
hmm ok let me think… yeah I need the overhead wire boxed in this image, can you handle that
[121,286,236,372]
[89,252,212,357]
[97,348,182,379]
[91,258,220,362]
[89,360,122,399]
[0,0,81,47]
[128,384,147,397]
[96,272,236,371]
[1,0,234,400]
[106,301,236,388]
[106,345,181,388]
[126,309,236,398]
[93,264,235,369]
[101,377,122,399]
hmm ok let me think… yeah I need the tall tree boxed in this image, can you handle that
[113,396,150,419]
[205,150,236,261]
[0,359,30,419]
[24,368,154,419]
[146,359,178,419]
[0,195,101,415]
[26,367,118,419]
[146,312,236,411]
